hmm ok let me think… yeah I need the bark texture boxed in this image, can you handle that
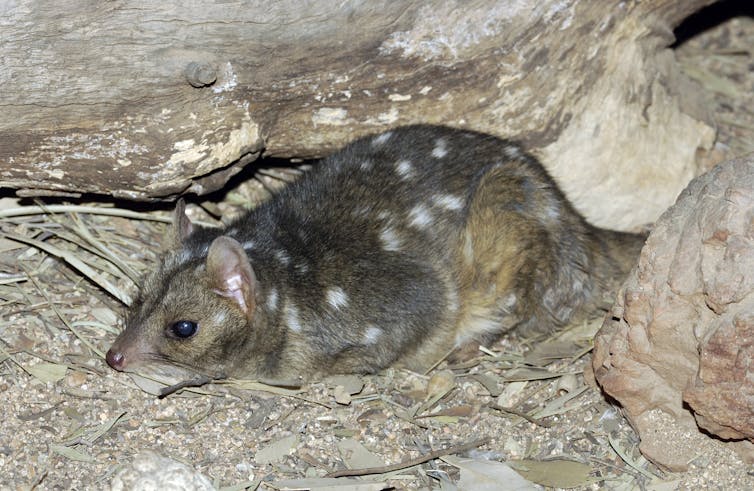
[2,0,716,228]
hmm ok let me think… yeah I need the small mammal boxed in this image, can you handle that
[106,125,644,384]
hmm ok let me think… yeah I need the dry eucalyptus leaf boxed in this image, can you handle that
[327,375,364,395]
[127,373,172,396]
[86,411,127,444]
[337,438,385,470]
[49,444,95,463]
[647,479,684,491]
[25,362,68,383]
[496,381,528,407]
[0,346,11,364]
[532,385,589,419]
[270,477,388,490]
[90,307,119,325]
[508,458,593,488]
[524,340,584,366]
[255,434,298,465]
[503,367,566,382]
[333,385,352,405]
[427,370,456,396]
[0,238,25,253]
[470,373,502,396]
[441,456,537,491]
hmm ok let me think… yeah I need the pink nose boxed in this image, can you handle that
[106,349,126,371]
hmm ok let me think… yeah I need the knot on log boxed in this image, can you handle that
[184,62,217,88]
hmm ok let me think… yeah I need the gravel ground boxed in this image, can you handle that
[1,6,753,491]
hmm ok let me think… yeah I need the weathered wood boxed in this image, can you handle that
[1,0,715,228]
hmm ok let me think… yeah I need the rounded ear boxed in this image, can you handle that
[170,198,193,249]
[206,236,258,318]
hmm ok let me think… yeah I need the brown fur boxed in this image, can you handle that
[106,125,645,384]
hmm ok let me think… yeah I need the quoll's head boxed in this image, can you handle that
[106,202,259,385]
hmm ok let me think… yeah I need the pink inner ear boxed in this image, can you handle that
[207,236,257,317]
[218,272,251,312]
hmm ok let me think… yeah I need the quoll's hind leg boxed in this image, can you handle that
[452,163,565,356]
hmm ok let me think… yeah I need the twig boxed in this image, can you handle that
[490,404,552,428]
[1,230,132,305]
[0,203,216,227]
[0,204,172,221]
[325,437,490,478]
[158,374,222,398]
[23,267,105,358]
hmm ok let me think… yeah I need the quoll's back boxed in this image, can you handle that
[106,125,644,384]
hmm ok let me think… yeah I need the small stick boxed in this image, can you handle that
[324,437,490,478]
[490,404,552,428]
[158,374,222,398]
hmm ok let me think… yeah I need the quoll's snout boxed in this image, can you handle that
[105,348,126,371]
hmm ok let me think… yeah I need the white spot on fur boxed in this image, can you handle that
[408,204,433,229]
[285,302,302,332]
[395,159,414,179]
[326,287,349,310]
[377,210,391,221]
[275,250,291,266]
[380,226,402,251]
[503,145,522,159]
[432,138,448,158]
[446,286,460,313]
[363,326,383,345]
[502,292,517,311]
[545,202,560,221]
[267,288,279,311]
[352,205,373,220]
[372,131,393,146]
[242,240,256,250]
[213,310,227,325]
[360,160,373,171]
[433,194,463,211]
[176,249,193,265]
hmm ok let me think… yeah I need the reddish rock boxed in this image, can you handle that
[592,155,754,470]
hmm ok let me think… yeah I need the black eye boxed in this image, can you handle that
[170,320,198,339]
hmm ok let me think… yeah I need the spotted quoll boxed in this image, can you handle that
[106,125,644,384]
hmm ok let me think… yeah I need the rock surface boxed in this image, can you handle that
[110,451,215,491]
[592,155,754,470]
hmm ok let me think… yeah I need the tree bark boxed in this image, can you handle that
[1,0,716,228]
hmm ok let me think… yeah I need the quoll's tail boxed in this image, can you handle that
[589,227,647,298]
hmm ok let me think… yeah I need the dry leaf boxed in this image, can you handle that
[502,367,566,382]
[427,370,455,396]
[470,373,502,397]
[90,307,118,325]
[441,456,536,491]
[255,434,298,465]
[49,444,95,463]
[270,477,387,490]
[508,458,593,488]
[25,362,68,383]
[328,375,364,395]
[337,438,385,470]
[333,385,352,405]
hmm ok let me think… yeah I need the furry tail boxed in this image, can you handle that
[589,227,647,299]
